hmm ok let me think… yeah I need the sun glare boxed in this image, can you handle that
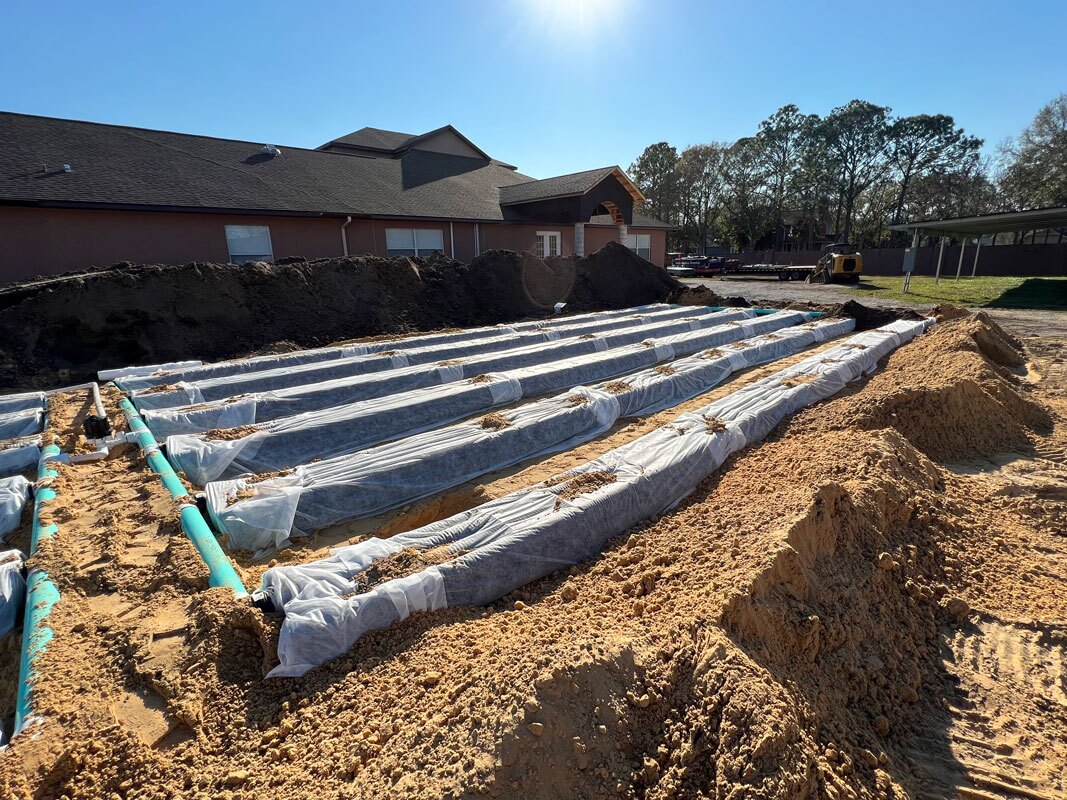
[521,0,627,41]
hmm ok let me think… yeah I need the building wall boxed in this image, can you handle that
[0,206,346,282]
[720,244,1067,278]
[0,206,670,283]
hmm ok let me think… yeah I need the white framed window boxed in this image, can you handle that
[225,225,273,264]
[386,228,444,257]
[536,231,561,259]
[622,233,652,261]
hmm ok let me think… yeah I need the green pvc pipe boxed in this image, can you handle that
[15,442,62,733]
[118,398,247,597]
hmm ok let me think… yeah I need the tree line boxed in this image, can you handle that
[628,94,1067,253]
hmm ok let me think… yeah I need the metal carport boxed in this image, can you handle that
[890,206,1067,288]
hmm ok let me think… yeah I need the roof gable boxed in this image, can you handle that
[321,127,418,152]
[499,166,644,205]
[319,124,491,161]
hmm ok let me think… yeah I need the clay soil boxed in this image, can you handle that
[1,311,1065,800]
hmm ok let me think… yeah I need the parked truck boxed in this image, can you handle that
[721,243,863,284]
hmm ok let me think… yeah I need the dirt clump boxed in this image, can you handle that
[603,381,631,394]
[468,375,492,384]
[477,413,511,431]
[204,425,260,441]
[545,469,618,507]
[349,546,459,595]
[704,416,728,433]
[653,365,677,376]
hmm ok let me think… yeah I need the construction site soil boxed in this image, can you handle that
[1,309,1065,800]
[0,242,685,389]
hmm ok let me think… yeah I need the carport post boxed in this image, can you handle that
[971,237,982,277]
[934,233,946,284]
[902,228,919,294]
[955,237,967,281]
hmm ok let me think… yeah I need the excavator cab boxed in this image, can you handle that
[808,243,862,284]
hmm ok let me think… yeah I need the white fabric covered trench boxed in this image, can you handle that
[129,305,734,411]
[140,309,763,437]
[167,310,816,485]
[259,318,931,677]
[116,304,677,392]
[206,316,849,554]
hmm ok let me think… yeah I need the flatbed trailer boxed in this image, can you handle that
[722,263,817,281]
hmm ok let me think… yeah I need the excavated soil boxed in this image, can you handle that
[1,312,1065,800]
[0,242,692,389]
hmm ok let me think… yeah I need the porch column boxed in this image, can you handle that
[618,223,628,244]
[574,223,585,256]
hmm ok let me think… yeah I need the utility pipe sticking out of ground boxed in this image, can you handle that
[118,398,247,597]
[14,442,62,734]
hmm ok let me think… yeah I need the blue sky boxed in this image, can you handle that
[2,0,1064,178]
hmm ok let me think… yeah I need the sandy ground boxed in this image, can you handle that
[0,308,1065,800]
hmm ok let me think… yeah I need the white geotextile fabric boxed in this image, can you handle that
[0,476,32,541]
[0,408,45,440]
[99,360,202,382]
[116,305,675,391]
[207,316,847,554]
[0,391,46,416]
[140,309,758,437]
[260,318,931,676]
[168,374,524,485]
[165,312,810,485]
[126,305,720,406]
[206,386,622,555]
[0,549,26,640]
[0,439,41,479]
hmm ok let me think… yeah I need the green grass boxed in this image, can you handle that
[846,275,1067,309]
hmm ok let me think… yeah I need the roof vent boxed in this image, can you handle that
[261,144,281,157]
[62,164,72,173]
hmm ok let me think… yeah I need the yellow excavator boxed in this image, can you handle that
[806,242,863,284]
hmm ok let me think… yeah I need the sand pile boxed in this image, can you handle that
[0,242,684,389]
[1,313,1064,799]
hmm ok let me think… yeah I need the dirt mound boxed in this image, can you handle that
[561,242,682,311]
[826,299,925,331]
[801,315,1052,460]
[0,242,681,389]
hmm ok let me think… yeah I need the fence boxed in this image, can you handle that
[716,243,1067,277]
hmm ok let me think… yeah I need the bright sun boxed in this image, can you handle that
[521,0,626,40]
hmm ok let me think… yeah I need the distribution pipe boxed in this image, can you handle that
[14,442,62,734]
[118,398,247,597]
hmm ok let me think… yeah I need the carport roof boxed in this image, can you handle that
[889,206,1067,236]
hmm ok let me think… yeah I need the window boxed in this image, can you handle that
[225,225,273,264]
[622,233,652,261]
[536,231,561,259]
[386,228,444,257]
